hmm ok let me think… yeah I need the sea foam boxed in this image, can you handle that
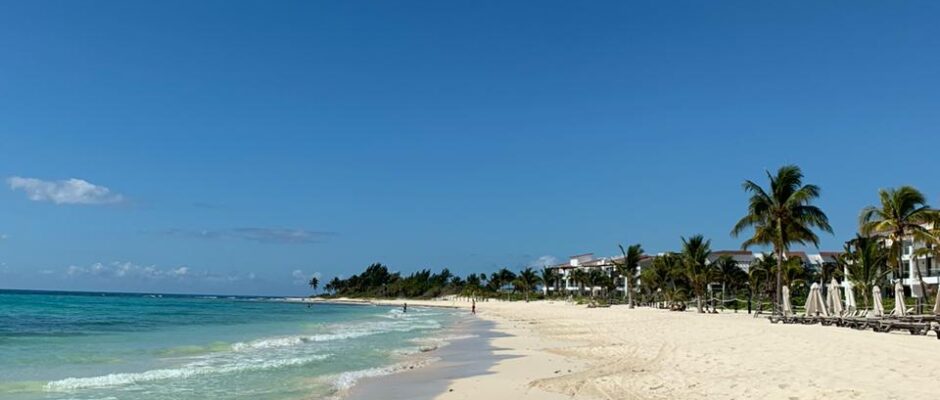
[45,354,331,391]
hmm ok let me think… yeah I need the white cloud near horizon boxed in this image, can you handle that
[8,176,124,205]
[63,261,254,283]
[292,269,320,285]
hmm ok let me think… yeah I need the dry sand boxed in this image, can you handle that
[315,298,940,400]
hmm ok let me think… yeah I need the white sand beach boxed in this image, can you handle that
[320,298,940,400]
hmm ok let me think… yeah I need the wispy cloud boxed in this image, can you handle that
[62,261,254,283]
[7,177,124,205]
[0,234,8,240]
[531,255,558,267]
[163,228,335,244]
[292,269,320,285]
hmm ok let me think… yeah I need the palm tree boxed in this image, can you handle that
[570,269,587,297]
[913,224,940,307]
[859,186,935,296]
[327,277,342,295]
[539,268,558,297]
[680,235,715,313]
[777,257,809,293]
[613,244,643,308]
[586,269,606,298]
[308,275,319,295]
[844,234,891,310]
[732,165,833,315]
[817,259,842,287]
[497,268,517,300]
[488,272,502,295]
[714,255,746,310]
[749,253,782,314]
[517,267,539,302]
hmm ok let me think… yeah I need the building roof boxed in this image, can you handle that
[709,250,756,264]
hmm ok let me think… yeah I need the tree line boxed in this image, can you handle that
[309,165,940,315]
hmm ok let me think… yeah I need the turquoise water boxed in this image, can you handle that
[0,290,458,400]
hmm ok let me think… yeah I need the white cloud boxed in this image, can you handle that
[292,269,307,285]
[63,262,212,282]
[532,255,558,267]
[0,234,7,240]
[292,270,321,285]
[8,176,124,205]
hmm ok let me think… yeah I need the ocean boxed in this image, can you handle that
[0,290,462,400]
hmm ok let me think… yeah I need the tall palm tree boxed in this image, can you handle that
[777,257,809,293]
[859,186,935,292]
[818,260,842,287]
[656,252,688,308]
[517,267,539,302]
[488,272,502,295]
[747,253,782,317]
[308,276,319,295]
[843,234,891,309]
[913,223,940,306]
[587,269,605,298]
[327,277,342,295]
[614,244,644,308]
[732,165,833,315]
[498,268,517,300]
[680,235,714,313]
[571,269,589,297]
[714,255,745,310]
[539,268,558,297]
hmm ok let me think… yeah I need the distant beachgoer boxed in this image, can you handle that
[471,300,476,315]
[403,303,408,313]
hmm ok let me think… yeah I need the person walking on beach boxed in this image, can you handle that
[471,299,476,315]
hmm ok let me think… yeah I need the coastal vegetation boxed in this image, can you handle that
[315,165,940,314]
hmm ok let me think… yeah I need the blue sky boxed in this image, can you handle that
[1,1,939,295]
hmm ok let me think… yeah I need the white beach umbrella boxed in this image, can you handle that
[805,283,828,317]
[814,283,829,317]
[844,280,857,312]
[934,287,940,316]
[872,286,884,317]
[893,281,907,317]
[782,285,793,316]
[828,278,844,315]
[804,283,818,316]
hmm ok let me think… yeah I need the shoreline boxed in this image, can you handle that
[314,297,583,400]
[347,315,500,400]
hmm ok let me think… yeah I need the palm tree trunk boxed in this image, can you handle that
[774,247,783,316]
[627,276,635,309]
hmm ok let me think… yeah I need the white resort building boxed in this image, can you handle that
[543,250,844,297]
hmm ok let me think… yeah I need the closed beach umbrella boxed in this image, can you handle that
[814,283,829,317]
[934,288,940,315]
[782,285,793,316]
[872,286,884,317]
[828,278,843,315]
[893,281,907,317]
[804,283,818,316]
[844,281,857,312]
[805,283,828,317]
